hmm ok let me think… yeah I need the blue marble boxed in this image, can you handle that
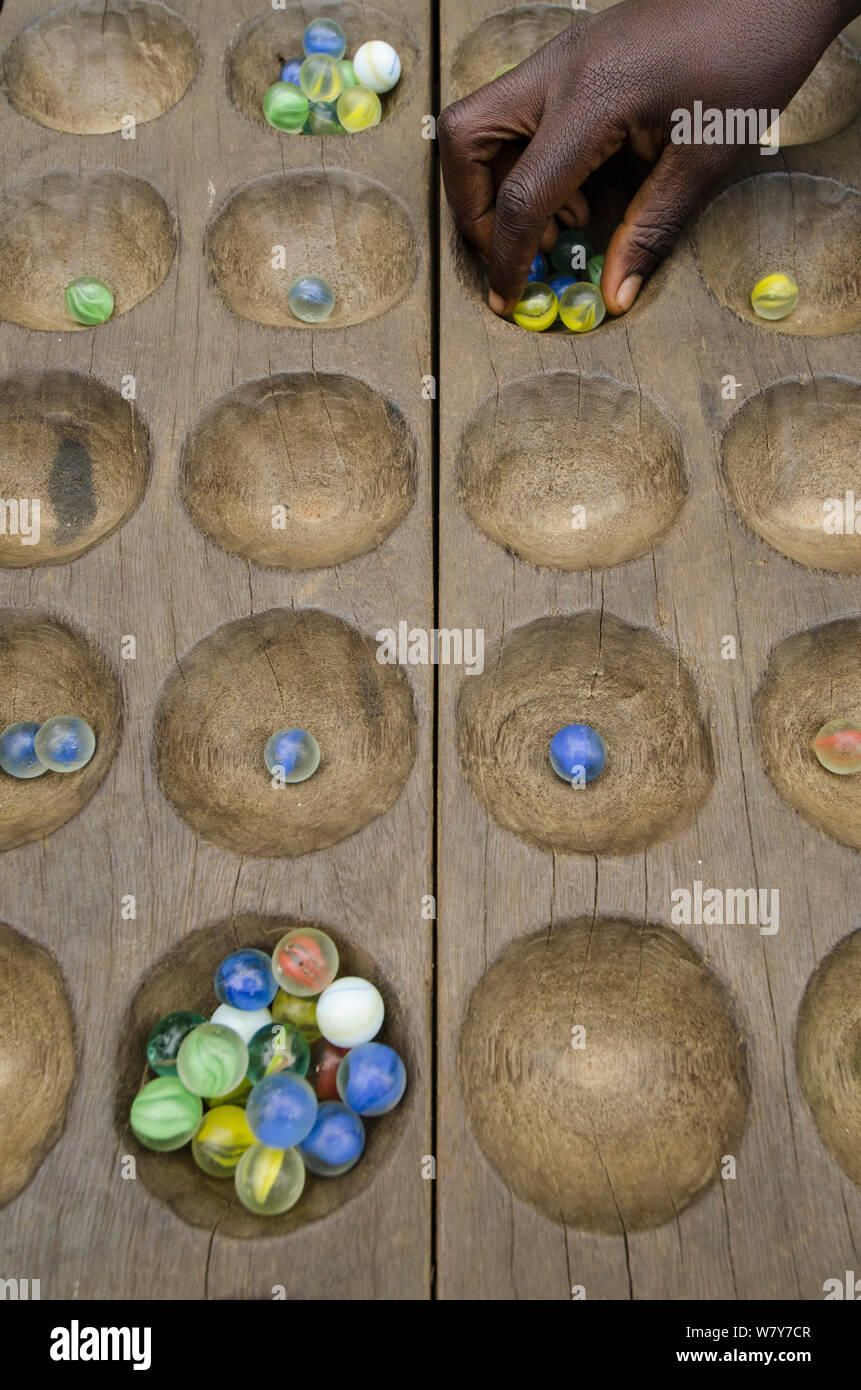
[303,17,347,59]
[33,715,95,773]
[215,948,277,1012]
[287,276,336,324]
[548,273,577,299]
[336,1042,406,1117]
[0,721,47,779]
[527,251,549,282]
[549,723,607,784]
[264,726,321,781]
[246,1072,318,1148]
[299,1101,365,1175]
[279,58,303,86]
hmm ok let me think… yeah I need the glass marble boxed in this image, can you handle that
[272,927,339,997]
[299,53,343,103]
[308,1038,349,1101]
[130,1076,202,1151]
[558,281,606,332]
[550,231,593,276]
[33,715,95,773]
[586,253,604,287]
[246,1072,317,1149]
[210,1002,272,1044]
[303,17,347,59]
[512,282,557,332]
[337,1042,406,1117]
[247,1022,311,1084]
[316,976,384,1048]
[550,723,607,784]
[337,85,382,131]
[548,273,577,300]
[299,1101,365,1176]
[146,1010,207,1077]
[751,273,799,321]
[812,718,861,775]
[305,100,345,136]
[280,58,303,85]
[339,59,357,88]
[214,948,277,1012]
[191,1104,254,1177]
[272,990,320,1042]
[235,1142,305,1216]
[353,40,401,93]
[65,276,114,326]
[264,726,322,778]
[287,277,336,324]
[0,721,47,779]
[177,1023,248,1099]
[262,81,309,132]
[527,251,549,282]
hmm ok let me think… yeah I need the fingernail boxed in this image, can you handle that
[617,274,642,312]
[489,291,506,315]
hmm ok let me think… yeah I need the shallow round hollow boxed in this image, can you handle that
[754,618,861,849]
[796,929,861,1188]
[722,378,861,572]
[0,922,75,1207]
[206,170,417,330]
[694,173,861,337]
[450,3,576,100]
[777,29,861,145]
[181,373,416,570]
[116,914,412,1236]
[227,1,418,130]
[0,370,151,568]
[0,610,122,851]
[457,611,713,854]
[155,608,416,857]
[1,0,199,134]
[459,917,749,1233]
[0,170,176,331]
[459,373,686,569]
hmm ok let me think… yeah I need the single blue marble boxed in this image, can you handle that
[527,251,549,282]
[33,715,95,773]
[0,721,47,779]
[548,273,578,299]
[264,726,321,782]
[299,1101,365,1175]
[287,275,336,324]
[246,1072,318,1148]
[549,723,607,784]
[279,57,303,85]
[215,948,277,1012]
[303,17,347,59]
[336,1042,406,1117]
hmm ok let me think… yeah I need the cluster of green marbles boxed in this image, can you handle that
[129,930,407,1218]
[262,21,401,136]
[0,716,96,779]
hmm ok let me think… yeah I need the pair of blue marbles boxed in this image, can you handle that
[0,716,96,778]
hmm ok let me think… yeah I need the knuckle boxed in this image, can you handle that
[437,100,471,148]
[495,176,540,228]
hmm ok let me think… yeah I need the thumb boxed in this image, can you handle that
[602,143,737,315]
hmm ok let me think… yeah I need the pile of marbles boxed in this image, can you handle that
[0,716,96,778]
[512,229,607,334]
[129,928,407,1217]
[263,19,401,137]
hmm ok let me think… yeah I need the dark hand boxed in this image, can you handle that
[439,0,860,315]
